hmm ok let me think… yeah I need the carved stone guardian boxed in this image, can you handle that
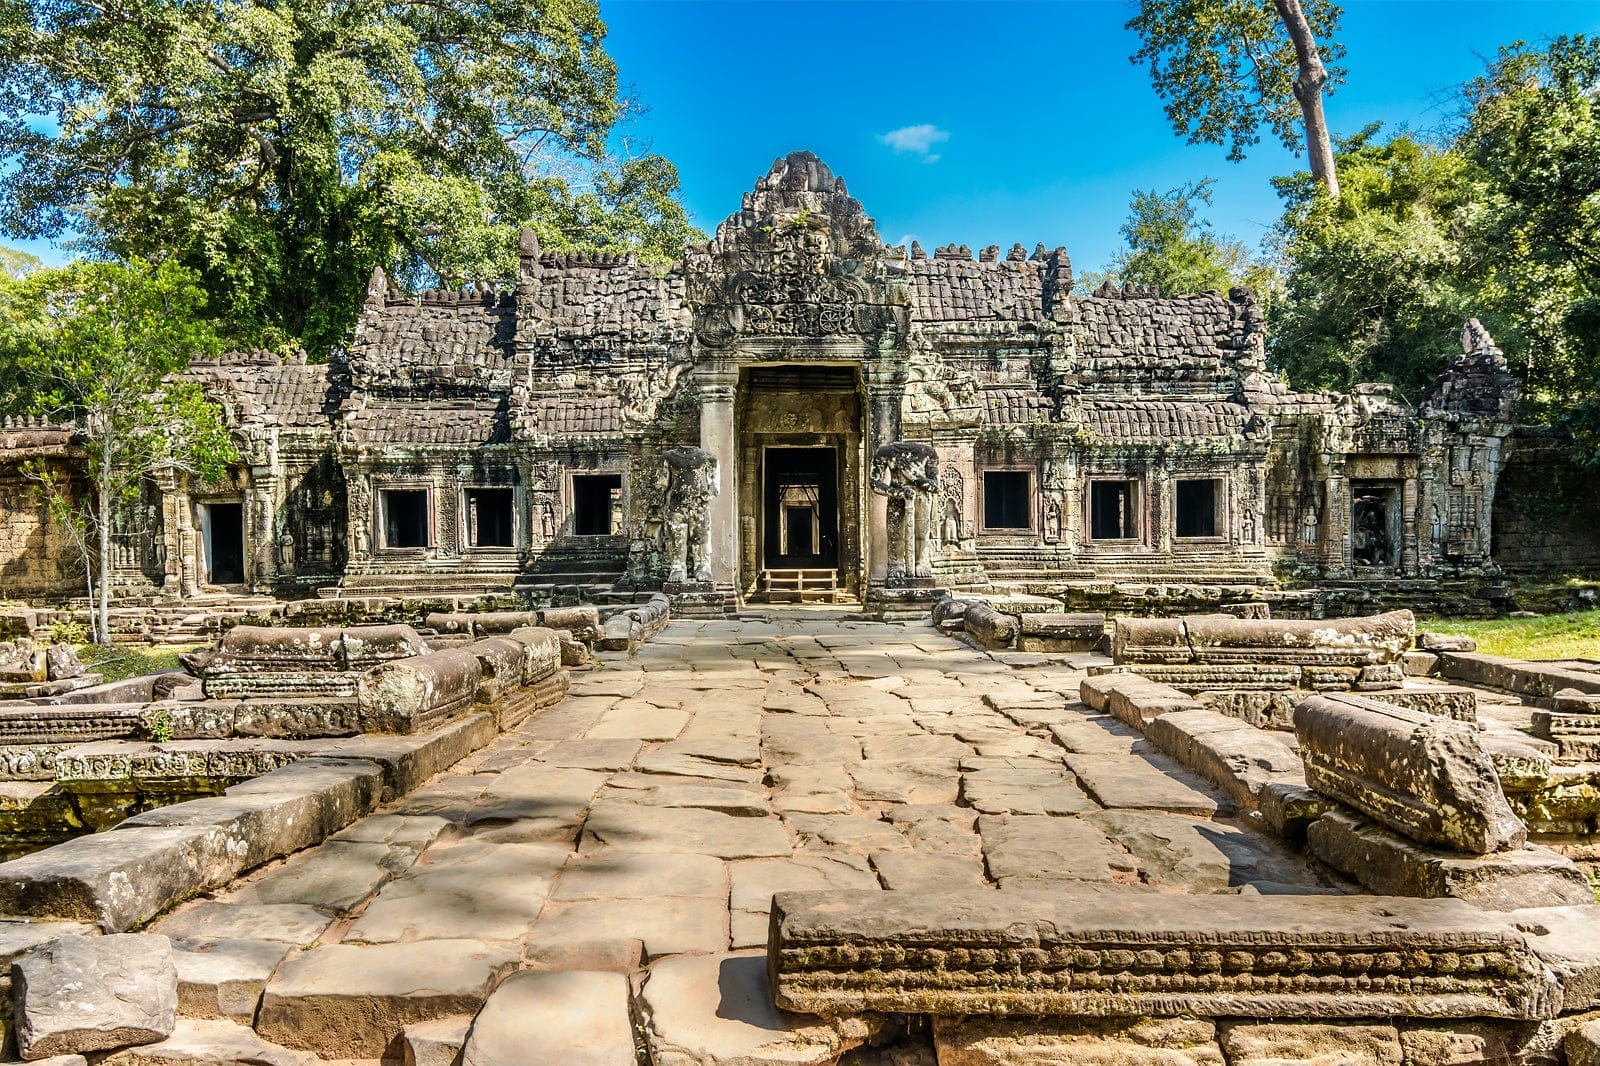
[870,442,939,582]
[660,446,718,585]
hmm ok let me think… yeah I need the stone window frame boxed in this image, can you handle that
[1085,477,1144,543]
[978,466,1037,534]
[1172,475,1228,542]
[459,484,519,553]
[566,469,626,539]
[375,483,433,552]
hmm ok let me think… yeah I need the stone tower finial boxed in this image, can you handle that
[518,227,542,290]
[1460,317,1497,355]
[364,265,387,310]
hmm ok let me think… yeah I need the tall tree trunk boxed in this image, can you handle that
[96,435,112,646]
[1274,0,1341,199]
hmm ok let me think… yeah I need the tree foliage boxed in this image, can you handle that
[0,0,702,357]
[0,259,237,640]
[1268,36,1600,451]
[0,244,41,280]
[1128,0,1345,193]
[1100,179,1257,297]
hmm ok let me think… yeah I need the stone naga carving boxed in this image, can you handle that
[660,446,718,583]
[870,442,939,581]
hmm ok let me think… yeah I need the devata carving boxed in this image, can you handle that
[661,446,718,583]
[871,442,940,581]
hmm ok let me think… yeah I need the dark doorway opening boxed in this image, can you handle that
[1352,480,1401,568]
[983,471,1033,530]
[203,502,244,584]
[573,475,622,536]
[1175,479,1220,538]
[466,488,515,548]
[382,490,429,549]
[1090,480,1136,540]
[764,448,838,569]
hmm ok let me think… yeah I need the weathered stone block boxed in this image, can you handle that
[768,888,1560,1020]
[1219,1021,1402,1066]
[963,604,1019,649]
[12,933,177,1059]
[1115,612,1414,667]
[1081,674,1202,729]
[1146,708,1303,808]
[1017,612,1104,652]
[462,970,634,1066]
[1305,808,1594,909]
[358,648,481,734]
[504,626,562,685]
[934,1016,1223,1066]
[1295,692,1526,854]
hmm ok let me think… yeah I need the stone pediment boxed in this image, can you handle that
[687,151,908,348]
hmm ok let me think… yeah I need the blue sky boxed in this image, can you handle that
[599,0,1600,272]
[10,0,1600,271]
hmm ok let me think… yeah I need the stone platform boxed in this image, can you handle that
[0,616,1596,1064]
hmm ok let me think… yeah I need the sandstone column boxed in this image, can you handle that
[862,374,904,585]
[696,360,739,587]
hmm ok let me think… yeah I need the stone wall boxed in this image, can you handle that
[1492,428,1600,571]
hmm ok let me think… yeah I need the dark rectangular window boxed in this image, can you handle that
[466,488,514,548]
[983,471,1032,530]
[572,474,622,536]
[1175,479,1219,538]
[1090,480,1135,540]
[382,489,429,548]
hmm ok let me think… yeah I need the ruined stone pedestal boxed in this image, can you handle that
[767,888,1560,1020]
[863,581,944,622]
[663,581,732,619]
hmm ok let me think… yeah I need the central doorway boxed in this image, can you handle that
[200,501,245,585]
[764,447,839,569]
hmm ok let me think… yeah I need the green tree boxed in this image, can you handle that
[0,260,237,641]
[1458,36,1600,432]
[1269,127,1479,397]
[1099,179,1277,301]
[1128,0,1346,196]
[0,0,700,357]
[0,244,41,280]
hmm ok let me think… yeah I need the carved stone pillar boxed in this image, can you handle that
[696,360,739,587]
[863,375,904,585]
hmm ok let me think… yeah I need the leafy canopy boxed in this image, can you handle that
[1103,179,1260,296]
[0,0,701,357]
[1128,0,1345,162]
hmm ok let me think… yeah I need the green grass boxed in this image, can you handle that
[1425,610,1600,661]
[74,643,204,684]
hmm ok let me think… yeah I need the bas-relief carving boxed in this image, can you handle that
[871,442,939,581]
[660,446,717,583]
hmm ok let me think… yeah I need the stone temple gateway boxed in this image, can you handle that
[0,152,1529,611]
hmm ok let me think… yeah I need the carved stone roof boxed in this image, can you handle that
[524,264,689,340]
[983,388,1054,426]
[344,399,509,447]
[348,291,516,393]
[517,393,625,438]
[1082,400,1250,442]
[1071,293,1259,394]
[188,360,337,429]
[0,416,75,461]
[908,260,1052,323]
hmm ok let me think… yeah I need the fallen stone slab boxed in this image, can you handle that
[1062,752,1223,815]
[1080,674,1202,729]
[962,604,1020,650]
[255,938,517,1059]
[767,888,1560,1020]
[1361,685,1479,723]
[1296,692,1526,854]
[933,1016,1224,1066]
[151,901,332,946]
[641,950,854,1066]
[1496,905,1600,1012]
[402,1016,472,1066]
[1115,611,1415,667]
[1306,808,1594,909]
[13,933,177,1059]
[1146,708,1304,809]
[358,647,482,734]
[1438,652,1600,698]
[0,919,97,966]
[462,970,634,1066]
[323,711,498,799]
[1570,1019,1600,1066]
[97,1018,316,1065]
[977,814,1135,886]
[1219,1021,1402,1066]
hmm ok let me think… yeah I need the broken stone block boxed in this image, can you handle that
[358,648,481,734]
[1419,632,1477,653]
[44,644,83,682]
[12,933,177,1059]
[640,951,852,1066]
[1016,612,1104,653]
[1295,692,1526,854]
[933,1016,1224,1065]
[402,1016,472,1066]
[256,939,517,1059]
[171,938,291,1024]
[461,970,634,1065]
[768,888,1560,1020]
[961,604,1019,649]
[1305,808,1594,909]
[1568,1019,1600,1066]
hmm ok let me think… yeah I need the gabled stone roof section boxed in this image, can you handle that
[982,387,1054,426]
[908,259,1053,324]
[344,398,509,447]
[188,358,337,430]
[1082,399,1251,443]
[522,259,689,343]
[515,392,624,439]
[349,279,516,394]
[1071,290,1265,396]
[0,416,76,460]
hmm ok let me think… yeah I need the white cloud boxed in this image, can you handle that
[880,124,949,162]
